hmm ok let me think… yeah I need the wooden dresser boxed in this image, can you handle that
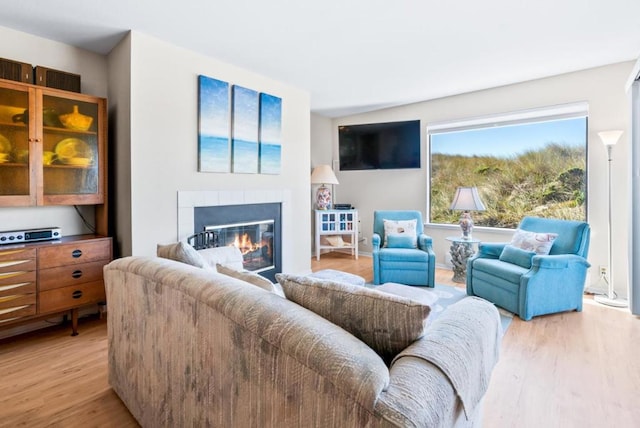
[0,234,112,336]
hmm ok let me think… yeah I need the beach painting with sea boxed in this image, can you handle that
[259,93,282,174]
[232,85,259,173]
[198,75,230,172]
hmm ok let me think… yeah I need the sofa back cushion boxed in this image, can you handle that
[276,273,430,364]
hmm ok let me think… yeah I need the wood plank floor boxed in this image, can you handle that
[0,253,638,427]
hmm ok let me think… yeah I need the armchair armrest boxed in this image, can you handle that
[417,233,433,252]
[519,254,591,320]
[531,254,591,269]
[372,233,381,251]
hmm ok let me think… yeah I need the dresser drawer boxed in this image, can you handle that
[39,260,106,292]
[0,248,37,274]
[0,293,37,322]
[0,271,37,296]
[38,239,111,269]
[38,280,106,314]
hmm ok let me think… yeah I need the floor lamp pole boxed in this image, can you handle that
[595,143,628,307]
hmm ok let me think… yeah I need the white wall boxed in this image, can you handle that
[107,33,132,257]
[313,61,634,297]
[0,26,109,236]
[112,32,311,274]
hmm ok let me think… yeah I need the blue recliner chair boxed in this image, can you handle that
[467,216,590,321]
[372,210,436,286]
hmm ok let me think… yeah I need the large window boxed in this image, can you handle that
[429,104,588,229]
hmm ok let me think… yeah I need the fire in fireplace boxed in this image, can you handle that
[205,220,275,273]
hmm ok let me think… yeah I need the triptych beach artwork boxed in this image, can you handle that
[198,75,282,174]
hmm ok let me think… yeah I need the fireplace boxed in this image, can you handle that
[194,202,281,281]
[205,220,275,273]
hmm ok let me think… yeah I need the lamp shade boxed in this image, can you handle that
[450,186,486,211]
[598,130,623,146]
[310,165,339,185]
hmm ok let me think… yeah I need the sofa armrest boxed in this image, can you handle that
[378,297,501,425]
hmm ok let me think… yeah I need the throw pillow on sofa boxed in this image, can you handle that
[157,242,206,268]
[216,263,285,297]
[276,273,431,363]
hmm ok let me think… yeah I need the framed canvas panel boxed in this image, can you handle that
[231,85,259,173]
[259,93,282,174]
[198,75,230,172]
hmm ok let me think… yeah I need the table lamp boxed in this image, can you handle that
[450,186,486,239]
[311,165,339,210]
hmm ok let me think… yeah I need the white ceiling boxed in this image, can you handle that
[1,0,639,117]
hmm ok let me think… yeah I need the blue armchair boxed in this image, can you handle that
[466,216,591,321]
[372,210,436,286]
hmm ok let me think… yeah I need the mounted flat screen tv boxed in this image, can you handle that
[338,120,421,170]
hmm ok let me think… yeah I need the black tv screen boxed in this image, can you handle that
[338,120,421,170]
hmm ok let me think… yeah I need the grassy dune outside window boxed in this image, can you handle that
[428,105,588,229]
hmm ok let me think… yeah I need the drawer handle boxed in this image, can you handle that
[72,290,83,299]
[71,249,83,258]
[71,270,83,279]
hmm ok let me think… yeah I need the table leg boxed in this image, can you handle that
[449,242,476,283]
[70,308,79,336]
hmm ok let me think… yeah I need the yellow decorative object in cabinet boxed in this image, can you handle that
[0,79,106,208]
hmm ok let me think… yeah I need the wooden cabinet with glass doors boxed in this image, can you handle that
[0,79,106,210]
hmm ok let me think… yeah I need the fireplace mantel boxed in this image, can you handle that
[177,189,291,243]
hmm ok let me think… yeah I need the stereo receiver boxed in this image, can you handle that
[0,227,62,245]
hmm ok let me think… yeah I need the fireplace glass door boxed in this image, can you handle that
[205,220,274,273]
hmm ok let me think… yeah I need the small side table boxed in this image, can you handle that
[445,237,480,283]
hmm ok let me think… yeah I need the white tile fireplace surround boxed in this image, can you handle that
[177,189,292,259]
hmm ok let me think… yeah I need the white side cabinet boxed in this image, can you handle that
[315,209,358,260]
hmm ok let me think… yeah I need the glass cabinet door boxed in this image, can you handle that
[0,85,32,203]
[41,94,102,203]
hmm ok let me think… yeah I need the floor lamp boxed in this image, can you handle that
[595,130,628,308]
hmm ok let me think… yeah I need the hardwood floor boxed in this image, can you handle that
[0,253,638,427]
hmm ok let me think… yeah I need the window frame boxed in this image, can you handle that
[426,102,589,228]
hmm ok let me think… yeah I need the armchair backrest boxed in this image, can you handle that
[518,216,590,258]
[373,210,424,241]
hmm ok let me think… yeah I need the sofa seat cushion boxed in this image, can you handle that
[276,273,431,364]
[472,258,528,284]
[378,248,429,263]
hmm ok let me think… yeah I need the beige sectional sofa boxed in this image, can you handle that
[104,252,501,427]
